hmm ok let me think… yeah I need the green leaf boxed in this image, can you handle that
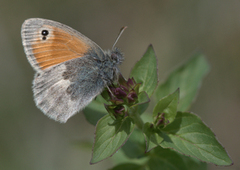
[154,53,210,111]
[147,147,207,170]
[110,163,145,170]
[160,112,233,166]
[147,147,188,170]
[130,44,158,97]
[143,122,164,152]
[153,88,179,124]
[83,95,108,125]
[91,115,135,164]
[181,156,207,170]
[133,91,150,115]
[111,147,149,165]
[112,147,207,170]
[121,129,146,159]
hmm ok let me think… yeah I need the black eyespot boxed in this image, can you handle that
[41,30,49,40]
[41,30,49,36]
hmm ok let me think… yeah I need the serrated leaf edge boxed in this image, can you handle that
[90,116,135,164]
[161,112,233,166]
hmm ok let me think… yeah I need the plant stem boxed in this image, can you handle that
[129,107,144,130]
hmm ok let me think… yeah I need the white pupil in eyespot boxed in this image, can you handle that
[42,30,49,36]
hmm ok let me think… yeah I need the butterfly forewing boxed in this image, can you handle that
[21,18,105,71]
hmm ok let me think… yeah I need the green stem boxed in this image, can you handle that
[129,107,144,129]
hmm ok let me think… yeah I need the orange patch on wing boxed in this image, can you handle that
[32,26,89,70]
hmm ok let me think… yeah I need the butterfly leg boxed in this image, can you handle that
[106,85,115,98]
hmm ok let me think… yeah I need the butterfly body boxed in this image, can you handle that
[21,18,124,123]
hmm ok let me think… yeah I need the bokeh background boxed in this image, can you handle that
[0,0,239,169]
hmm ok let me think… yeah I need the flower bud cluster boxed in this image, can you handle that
[104,75,141,119]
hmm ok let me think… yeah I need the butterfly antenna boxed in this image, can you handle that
[112,26,127,49]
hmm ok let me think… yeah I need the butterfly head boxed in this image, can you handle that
[110,47,124,65]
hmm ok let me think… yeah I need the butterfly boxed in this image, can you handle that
[21,18,126,123]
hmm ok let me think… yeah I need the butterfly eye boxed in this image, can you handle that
[41,30,49,40]
[111,48,123,64]
[111,53,118,61]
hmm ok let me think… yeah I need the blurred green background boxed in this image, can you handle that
[0,0,239,169]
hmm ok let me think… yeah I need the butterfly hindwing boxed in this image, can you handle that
[33,57,105,123]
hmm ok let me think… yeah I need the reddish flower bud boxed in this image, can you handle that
[114,87,127,98]
[156,118,164,126]
[114,106,125,115]
[155,112,169,127]
[120,85,129,92]
[127,91,138,103]
[127,78,135,88]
